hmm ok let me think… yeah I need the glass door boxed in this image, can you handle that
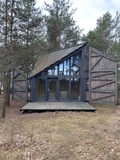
[48,79,58,101]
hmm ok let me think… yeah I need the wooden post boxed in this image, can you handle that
[30,77,36,102]
[81,45,87,102]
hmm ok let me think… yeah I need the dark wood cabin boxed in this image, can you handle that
[12,43,118,104]
[30,42,87,102]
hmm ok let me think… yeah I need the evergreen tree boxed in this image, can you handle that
[0,0,10,117]
[0,0,21,110]
[112,12,120,57]
[44,0,82,52]
[16,0,43,77]
[83,12,116,53]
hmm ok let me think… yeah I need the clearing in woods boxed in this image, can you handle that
[0,96,120,160]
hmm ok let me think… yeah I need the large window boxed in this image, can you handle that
[59,59,69,75]
[48,79,57,101]
[47,54,81,76]
[36,53,82,102]
[71,55,81,75]
[64,59,69,75]
[59,63,63,75]
[48,66,58,75]
[71,78,81,101]
[36,78,46,101]
[59,78,69,101]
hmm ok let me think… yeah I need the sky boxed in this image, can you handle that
[36,0,120,35]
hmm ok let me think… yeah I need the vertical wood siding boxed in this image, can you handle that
[89,47,117,104]
[12,68,27,102]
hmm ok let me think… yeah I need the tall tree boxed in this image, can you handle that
[0,0,9,118]
[0,0,22,117]
[44,0,82,52]
[83,12,116,53]
[112,12,120,57]
[7,0,16,106]
[16,0,43,77]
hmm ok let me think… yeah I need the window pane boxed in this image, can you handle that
[71,55,81,75]
[36,78,46,101]
[48,79,57,101]
[48,66,58,75]
[64,59,69,75]
[59,78,69,101]
[59,63,63,75]
[59,59,69,75]
[71,78,81,101]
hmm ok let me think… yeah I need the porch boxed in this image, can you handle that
[20,102,96,113]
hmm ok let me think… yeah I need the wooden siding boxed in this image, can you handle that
[12,68,27,102]
[89,47,117,104]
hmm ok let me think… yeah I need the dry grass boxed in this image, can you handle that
[0,98,120,160]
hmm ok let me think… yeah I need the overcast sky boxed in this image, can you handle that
[36,0,120,34]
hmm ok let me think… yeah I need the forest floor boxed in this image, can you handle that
[0,95,120,160]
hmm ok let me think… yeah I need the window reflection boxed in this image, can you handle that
[59,78,69,101]
[47,54,81,76]
[48,66,58,75]
[71,78,81,100]
[71,55,81,75]
[48,79,57,101]
[64,59,69,75]
[59,59,69,75]
[59,63,63,75]
[36,78,46,101]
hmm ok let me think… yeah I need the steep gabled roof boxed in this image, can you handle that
[31,42,87,77]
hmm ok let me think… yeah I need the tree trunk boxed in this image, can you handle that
[6,70,11,106]
[6,0,15,106]
[2,0,8,118]
[2,73,7,118]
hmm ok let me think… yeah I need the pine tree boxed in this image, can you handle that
[16,0,43,77]
[83,12,116,53]
[44,0,82,52]
[0,0,10,118]
[112,12,120,57]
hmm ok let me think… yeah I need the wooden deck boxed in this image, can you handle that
[20,102,96,113]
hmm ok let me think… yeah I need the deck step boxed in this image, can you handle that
[20,102,96,112]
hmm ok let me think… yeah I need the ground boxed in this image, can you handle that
[0,96,120,160]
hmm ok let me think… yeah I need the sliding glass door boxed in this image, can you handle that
[48,79,58,101]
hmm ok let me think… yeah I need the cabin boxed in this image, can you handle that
[30,42,87,102]
[12,42,118,105]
